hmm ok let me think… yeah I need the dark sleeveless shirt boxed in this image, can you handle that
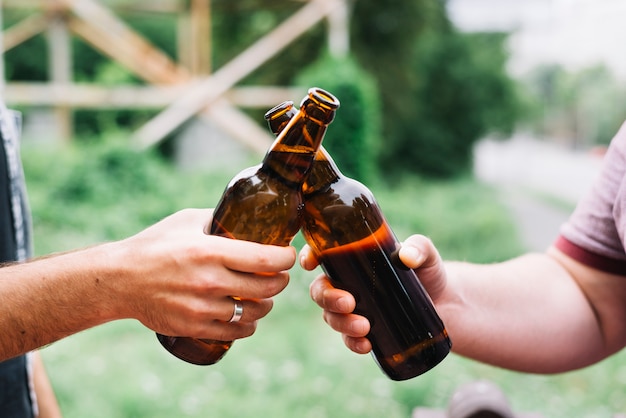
[0,106,34,417]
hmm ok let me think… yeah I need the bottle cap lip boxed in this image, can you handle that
[307,87,340,110]
[264,101,295,121]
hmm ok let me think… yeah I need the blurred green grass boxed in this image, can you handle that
[21,137,626,417]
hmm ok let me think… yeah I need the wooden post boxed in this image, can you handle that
[63,0,188,85]
[190,0,211,75]
[1,13,48,53]
[178,0,211,76]
[46,4,73,141]
[327,0,350,57]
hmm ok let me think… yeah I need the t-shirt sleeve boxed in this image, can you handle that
[554,122,626,276]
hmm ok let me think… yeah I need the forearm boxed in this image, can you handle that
[439,252,609,373]
[0,243,123,361]
[0,208,297,361]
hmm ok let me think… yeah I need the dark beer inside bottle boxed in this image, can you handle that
[209,166,303,245]
[302,168,451,381]
[262,147,315,188]
[317,223,450,381]
[156,334,232,365]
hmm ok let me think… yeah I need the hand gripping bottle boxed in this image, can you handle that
[157,88,340,365]
[265,101,451,381]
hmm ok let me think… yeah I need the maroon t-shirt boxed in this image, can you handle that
[555,122,626,276]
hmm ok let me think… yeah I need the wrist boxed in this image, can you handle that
[84,240,135,322]
[436,262,468,341]
[47,242,130,325]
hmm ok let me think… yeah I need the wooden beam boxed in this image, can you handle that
[2,0,185,13]
[3,83,302,109]
[1,13,48,52]
[5,83,184,107]
[223,86,307,108]
[132,0,343,149]
[199,98,273,155]
[95,0,185,13]
[62,0,188,85]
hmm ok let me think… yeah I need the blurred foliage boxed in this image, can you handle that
[520,63,626,148]
[349,2,521,178]
[22,132,235,253]
[386,30,521,178]
[3,33,48,81]
[296,53,382,183]
[5,0,522,179]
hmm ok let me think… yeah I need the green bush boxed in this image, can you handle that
[381,31,521,178]
[296,53,382,183]
[22,132,235,254]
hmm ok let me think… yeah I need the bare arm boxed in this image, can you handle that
[31,351,62,418]
[441,249,626,372]
[305,235,626,374]
[0,209,295,361]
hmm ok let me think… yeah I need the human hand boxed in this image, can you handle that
[301,234,447,354]
[109,208,295,342]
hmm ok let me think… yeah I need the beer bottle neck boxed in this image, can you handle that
[262,88,339,185]
[303,148,342,195]
[262,113,327,185]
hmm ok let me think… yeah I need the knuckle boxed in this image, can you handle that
[256,299,274,319]
[231,323,257,340]
[257,274,289,299]
[252,249,274,270]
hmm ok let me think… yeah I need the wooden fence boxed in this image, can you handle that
[0,0,349,152]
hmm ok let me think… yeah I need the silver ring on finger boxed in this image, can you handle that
[229,298,244,323]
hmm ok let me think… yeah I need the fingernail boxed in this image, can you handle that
[299,253,308,269]
[404,246,424,266]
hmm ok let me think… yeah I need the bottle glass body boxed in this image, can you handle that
[157,88,340,365]
[266,100,451,380]
[301,152,451,380]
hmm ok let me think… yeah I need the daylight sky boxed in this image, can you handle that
[446,0,626,80]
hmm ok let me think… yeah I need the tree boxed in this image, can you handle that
[349,0,521,178]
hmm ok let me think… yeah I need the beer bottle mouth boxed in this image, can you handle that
[300,87,340,125]
[264,101,295,121]
[307,87,340,110]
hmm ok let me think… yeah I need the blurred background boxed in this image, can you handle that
[2,0,626,416]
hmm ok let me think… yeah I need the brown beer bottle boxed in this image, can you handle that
[266,101,451,381]
[156,87,340,365]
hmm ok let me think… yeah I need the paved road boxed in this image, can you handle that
[473,135,604,252]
